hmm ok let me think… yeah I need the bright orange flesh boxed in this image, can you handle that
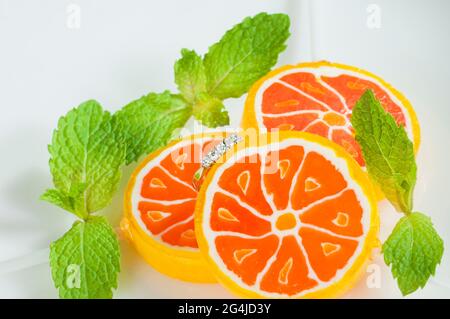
[243,61,420,167]
[195,132,379,298]
[260,71,399,166]
[275,213,297,231]
[122,133,229,283]
[213,150,360,294]
[136,140,222,248]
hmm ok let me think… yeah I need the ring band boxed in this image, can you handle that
[192,133,241,190]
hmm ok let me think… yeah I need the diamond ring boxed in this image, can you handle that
[192,133,241,190]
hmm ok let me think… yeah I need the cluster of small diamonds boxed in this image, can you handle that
[201,134,241,168]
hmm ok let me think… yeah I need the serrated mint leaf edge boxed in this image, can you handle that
[113,92,192,164]
[351,89,417,213]
[383,212,444,295]
[174,48,207,103]
[49,216,120,299]
[47,100,126,215]
[204,12,291,99]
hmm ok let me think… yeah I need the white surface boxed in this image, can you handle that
[0,0,449,298]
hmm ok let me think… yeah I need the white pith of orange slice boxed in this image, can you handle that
[195,131,379,298]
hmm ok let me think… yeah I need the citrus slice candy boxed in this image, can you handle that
[242,61,420,166]
[122,132,229,283]
[195,131,379,297]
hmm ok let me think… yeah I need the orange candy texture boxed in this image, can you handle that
[195,132,379,298]
[242,61,420,166]
[122,133,230,283]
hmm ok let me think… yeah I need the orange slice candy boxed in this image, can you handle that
[121,132,229,283]
[195,132,379,297]
[242,61,420,167]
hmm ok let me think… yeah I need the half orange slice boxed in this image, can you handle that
[195,131,379,297]
[242,61,420,166]
[122,132,229,283]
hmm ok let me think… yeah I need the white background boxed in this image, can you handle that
[0,0,449,298]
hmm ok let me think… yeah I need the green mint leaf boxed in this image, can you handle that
[192,93,229,127]
[47,100,125,215]
[50,216,120,299]
[113,91,192,164]
[351,90,417,213]
[41,183,87,219]
[174,49,207,103]
[204,12,290,99]
[383,212,444,295]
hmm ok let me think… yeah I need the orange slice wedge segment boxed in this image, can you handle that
[242,61,420,167]
[122,132,229,283]
[195,131,379,297]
